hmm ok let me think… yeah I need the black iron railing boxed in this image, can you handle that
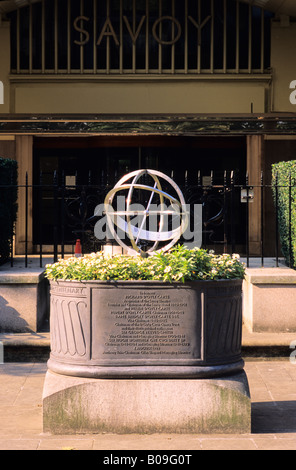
[0,169,293,269]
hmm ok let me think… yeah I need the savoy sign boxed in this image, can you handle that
[73,14,211,47]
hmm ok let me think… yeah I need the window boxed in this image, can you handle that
[10,0,273,75]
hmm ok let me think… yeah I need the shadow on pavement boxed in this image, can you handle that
[252,401,296,434]
[0,363,47,376]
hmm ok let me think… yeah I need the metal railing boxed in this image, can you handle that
[10,0,272,76]
[0,168,292,269]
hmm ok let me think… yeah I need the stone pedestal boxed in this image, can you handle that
[43,370,251,435]
[0,268,49,332]
[43,279,251,434]
[243,268,296,332]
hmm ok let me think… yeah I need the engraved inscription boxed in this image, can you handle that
[51,285,87,298]
[92,287,202,363]
[105,292,190,356]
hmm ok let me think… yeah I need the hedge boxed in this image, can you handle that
[0,158,18,265]
[271,160,296,269]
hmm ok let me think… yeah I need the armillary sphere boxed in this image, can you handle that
[104,169,189,256]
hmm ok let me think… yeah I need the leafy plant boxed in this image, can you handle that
[45,245,245,282]
[272,160,296,268]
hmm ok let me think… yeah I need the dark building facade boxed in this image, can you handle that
[0,0,296,257]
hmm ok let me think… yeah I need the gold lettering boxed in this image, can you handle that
[188,15,211,46]
[123,15,146,44]
[152,16,182,46]
[73,16,90,46]
[97,17,119,46]
[72,14,212,48]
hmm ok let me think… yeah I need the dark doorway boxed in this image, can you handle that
[33,135,246,252]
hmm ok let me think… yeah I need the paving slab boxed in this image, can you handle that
[0,256,296,450]
[0,361,296,450]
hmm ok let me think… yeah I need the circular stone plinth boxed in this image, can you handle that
[42,369,251,435]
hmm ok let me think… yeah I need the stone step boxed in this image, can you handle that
[0,331,50,362]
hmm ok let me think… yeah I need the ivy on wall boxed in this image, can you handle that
[272,160,296,269]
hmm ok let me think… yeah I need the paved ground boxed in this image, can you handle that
[1,257,296,451]
[1,360,296,450]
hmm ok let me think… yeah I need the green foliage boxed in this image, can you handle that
[272,160,296,268]
[0,158,18,265]
[45,245,245,282]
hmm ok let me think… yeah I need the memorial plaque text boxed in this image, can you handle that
[91,286,202,363]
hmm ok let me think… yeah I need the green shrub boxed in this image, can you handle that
[0,158,18,265]
[272,160,296,268]
[45,245,245,282]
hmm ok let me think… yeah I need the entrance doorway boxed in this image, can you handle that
[33,135,246,253]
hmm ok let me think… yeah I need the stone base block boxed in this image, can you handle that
[0,269,49,332]
[42,370,251,435]
[243,268,296,332]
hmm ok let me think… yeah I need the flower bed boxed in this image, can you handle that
[45,245,245,282]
